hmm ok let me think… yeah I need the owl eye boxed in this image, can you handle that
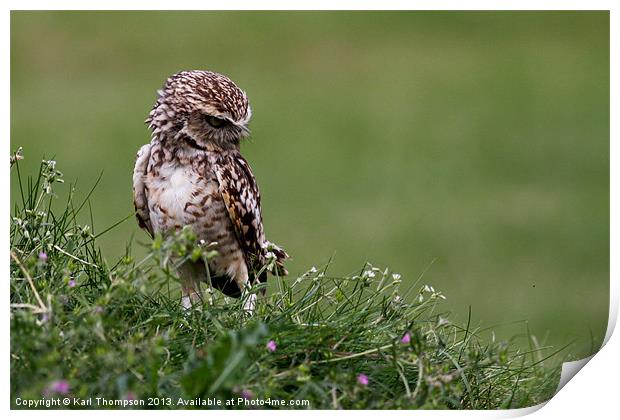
[205,115,228,128]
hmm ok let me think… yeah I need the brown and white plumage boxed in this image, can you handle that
[132,70,288,310]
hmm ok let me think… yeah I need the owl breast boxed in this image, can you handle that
[146,160,213,231]
[144,147,249,285]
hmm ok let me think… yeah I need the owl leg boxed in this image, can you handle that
[242,291,257,315]
[178,261,204,310]
[228,258,256,316]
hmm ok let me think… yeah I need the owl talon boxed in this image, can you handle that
[181,288,203,312]
[181,295,195,311]
[242,293,257,316]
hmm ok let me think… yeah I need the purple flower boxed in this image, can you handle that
[401,332,411,344]
[68,279,76,288]
[266,340,277,352]
[240,389,254,400]
[47,380,70,395]
[93,306,104,314]
[38,252,48,262]
[357,373,369,386]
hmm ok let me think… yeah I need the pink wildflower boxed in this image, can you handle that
[357,373,369,386]
[47,380,70,395]
[38,252,48,262]
[401,332,411,344]
[68,279,76,288]
[266,340,277,352]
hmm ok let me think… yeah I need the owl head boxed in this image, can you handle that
[146,70,252,149]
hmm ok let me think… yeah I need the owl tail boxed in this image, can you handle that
[264,241,290,277]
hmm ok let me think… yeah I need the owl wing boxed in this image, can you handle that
[132,143,154,237]
[213,153,288,284]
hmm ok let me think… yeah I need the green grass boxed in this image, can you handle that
[11,153,565,409]
[10,11,609,361]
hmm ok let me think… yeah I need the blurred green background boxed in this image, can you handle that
[11,11,609,359]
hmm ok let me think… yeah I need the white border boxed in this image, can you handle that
[3,2,616,419]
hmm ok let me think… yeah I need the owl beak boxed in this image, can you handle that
[237,124,251,139]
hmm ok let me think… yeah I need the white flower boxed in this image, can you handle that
[363,270,376,278]
[392,273,401,281]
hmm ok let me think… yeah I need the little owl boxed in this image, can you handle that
[132,70,288,312]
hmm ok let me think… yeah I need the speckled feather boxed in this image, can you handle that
[214,152,288,280]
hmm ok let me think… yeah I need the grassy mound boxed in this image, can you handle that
[10,153,562,409]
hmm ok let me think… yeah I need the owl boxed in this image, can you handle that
[132,70,288,312]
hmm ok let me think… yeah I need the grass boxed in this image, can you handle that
[10,154,564,409]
